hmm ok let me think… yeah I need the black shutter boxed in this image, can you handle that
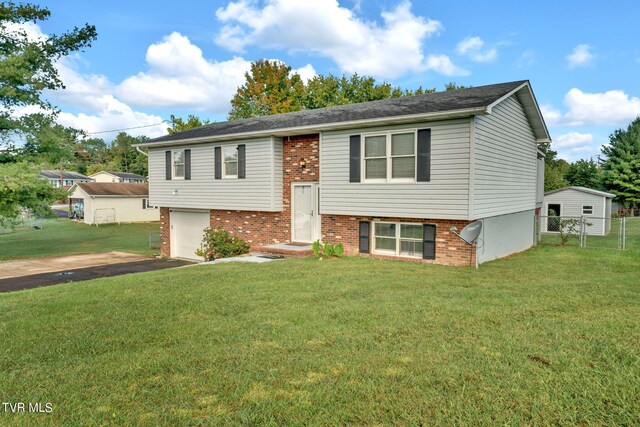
[214,146,222,180]
[349,135,361,183]
[359,221,370,253]
[417,129,431,182]
[184,149,191,180]
[423,224,436,260]
[237,144,246,179]
[142,199,146,209]
[165,151,172,180]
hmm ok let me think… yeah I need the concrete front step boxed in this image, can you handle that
[254,243,314,258]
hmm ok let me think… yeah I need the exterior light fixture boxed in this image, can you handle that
[299,158,307,168]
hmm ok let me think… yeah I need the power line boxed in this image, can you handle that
[86,121,167,135]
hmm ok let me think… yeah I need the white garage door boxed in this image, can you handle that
[170,211,210,261]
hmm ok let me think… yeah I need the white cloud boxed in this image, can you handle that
[517,49,535,67]
[117,32,251,113]
[293,63,317,82]
[552,132,604,162]
[554,132,593,149]
[424,54,469,76]
[543,88,640,127]
[57,97,167,139]
[567,44,594,69]
[214,0,460,79]
[456,36,497,63]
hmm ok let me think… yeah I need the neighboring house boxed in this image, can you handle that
[90,171,147,183]
[543,186,615,236]
[68,182,159,225]
[40,170,93,189]
[138,80,550,265]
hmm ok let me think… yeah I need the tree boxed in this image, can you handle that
[110,132,149,176]
[564,159,603,189]
[167,114,210,134]
[229,60,466,120]
[0,2,97,138]
[0,162,66,225]
[601,117,640,208]
[228,60,305,120]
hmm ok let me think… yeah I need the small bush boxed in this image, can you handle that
[195,226,250,261]
[312,240,344,259]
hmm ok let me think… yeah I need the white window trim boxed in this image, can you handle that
[222,145,239,179]
[172,149,185,180]
[582,205,594,215]
[361,129,417,183]
[372,221,423,258]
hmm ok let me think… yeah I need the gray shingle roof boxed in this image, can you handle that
[74,182,149,196]
[144,80,529,145]
[40,170,92,180]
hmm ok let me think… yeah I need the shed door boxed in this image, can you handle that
[170,211,210,261]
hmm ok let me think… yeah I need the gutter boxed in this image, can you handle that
[135,107,489,148]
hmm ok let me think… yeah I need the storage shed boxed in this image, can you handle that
[543,186,615,236]
[68,182,159,225]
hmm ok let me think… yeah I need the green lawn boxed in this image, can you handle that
[0,246,638,425]
[0,219,159,261]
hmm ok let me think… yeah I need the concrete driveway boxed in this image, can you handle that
[0,251,192,293]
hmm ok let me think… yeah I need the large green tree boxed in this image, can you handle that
[228,60,305,120]
[167,114,210,134]
[564,159,603,189]
[228,60,470,120]
[601,117,640,208]
[0,162,66,225]
[0,2,97,138]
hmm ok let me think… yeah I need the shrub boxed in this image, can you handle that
[312,240,344,259]
[195,226,250,261]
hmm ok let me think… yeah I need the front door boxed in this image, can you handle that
[292,183,318,243]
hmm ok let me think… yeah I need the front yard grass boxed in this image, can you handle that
[0,245,638,425]
[0,219,159,261]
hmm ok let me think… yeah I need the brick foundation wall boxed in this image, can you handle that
[321,215,476,267]
[160,207,170,257]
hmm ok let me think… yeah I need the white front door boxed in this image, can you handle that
[292,183,318,243]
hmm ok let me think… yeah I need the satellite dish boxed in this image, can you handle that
[450,220,482,244]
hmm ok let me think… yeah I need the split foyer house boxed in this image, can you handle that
[40,170,93,189]
[138,81,550,265]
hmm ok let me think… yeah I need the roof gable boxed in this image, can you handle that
[545,186,615,198]
[139,80,550,147]
[72,182,149,197]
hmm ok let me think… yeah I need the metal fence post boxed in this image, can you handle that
[580,215,585,248]
[622,216,626,250]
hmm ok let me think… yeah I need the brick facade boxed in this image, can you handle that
[321,215,476,267]
[160,207,171,257]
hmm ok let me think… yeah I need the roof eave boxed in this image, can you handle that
[135,107,489,148]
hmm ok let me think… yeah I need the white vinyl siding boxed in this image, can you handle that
[473,95,538,218]
[320,119,471,220]
[543,189,611,236]
[148,137,283,211]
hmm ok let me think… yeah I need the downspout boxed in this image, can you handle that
[136,146,148,157]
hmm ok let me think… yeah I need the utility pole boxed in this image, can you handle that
[59,159,64,188]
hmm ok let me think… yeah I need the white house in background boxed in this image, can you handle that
[90,171,147,183]
[68,182,159,225]
[543,186,615,236]
[137,80,550,265]
[40,170,93,189]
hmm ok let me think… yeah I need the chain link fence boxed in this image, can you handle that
[540,215,639,250]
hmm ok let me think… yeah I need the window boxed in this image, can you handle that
[373,222,423,258]
[363,131,416,182]
[173,149,185,179]
[64,180,74,186]
[582,205,594,215]
[223,146,238,178]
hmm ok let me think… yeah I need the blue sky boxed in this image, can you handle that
[31,0,640,161]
